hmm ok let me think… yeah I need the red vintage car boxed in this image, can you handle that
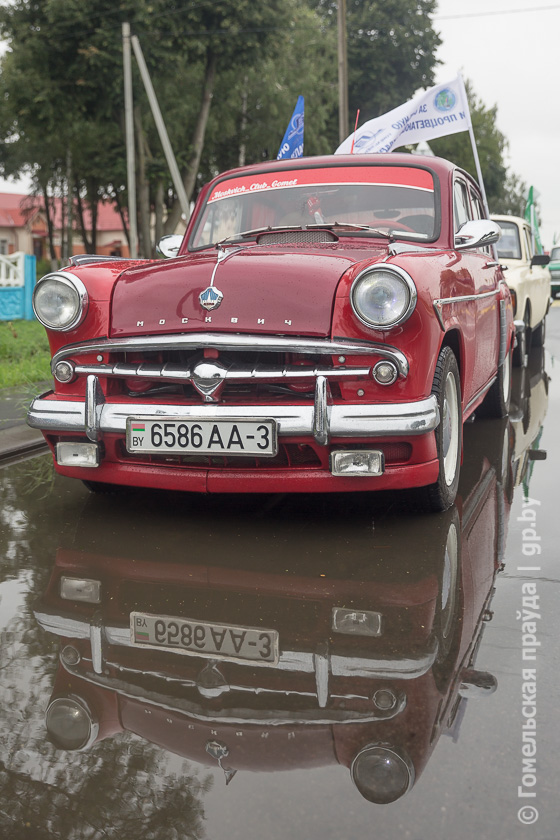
[28,154,514,510]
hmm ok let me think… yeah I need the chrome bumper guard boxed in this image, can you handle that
[28,376,439,446]
[35,607,438,717]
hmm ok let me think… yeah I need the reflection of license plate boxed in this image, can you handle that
[126,417,277,456]
[130,612,279,664]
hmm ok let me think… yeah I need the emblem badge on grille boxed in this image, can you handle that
[199,286,223,311]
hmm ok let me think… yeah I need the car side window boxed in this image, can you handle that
[470,189,484,220]
[453,180,471,232]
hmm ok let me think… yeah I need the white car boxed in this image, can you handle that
[492,215,551,365]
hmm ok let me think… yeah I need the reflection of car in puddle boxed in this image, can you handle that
[35,417,516,804]
[508,345,548,491]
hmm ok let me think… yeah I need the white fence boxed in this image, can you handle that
[0,252,26,287]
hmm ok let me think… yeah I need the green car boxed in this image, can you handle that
[550,245,560,298]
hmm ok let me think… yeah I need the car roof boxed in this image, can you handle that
[208,152,465,182]
[491,215,528,226]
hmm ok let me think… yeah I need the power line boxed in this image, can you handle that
[435,4,560,20]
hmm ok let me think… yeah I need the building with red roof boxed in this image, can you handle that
[0,193,130,260]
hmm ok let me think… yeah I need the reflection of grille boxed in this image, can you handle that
[257,230,337,245]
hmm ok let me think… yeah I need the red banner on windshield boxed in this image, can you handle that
[208,166,434,203]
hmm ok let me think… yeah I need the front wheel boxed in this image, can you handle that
[422,347,462,513]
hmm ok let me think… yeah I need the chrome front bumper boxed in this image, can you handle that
[28,375,440,446]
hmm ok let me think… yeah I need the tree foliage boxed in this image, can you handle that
[0,0,527,257]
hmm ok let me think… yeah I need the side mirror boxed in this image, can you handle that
[156,234,183,259]
[530,253,550,267]
[455,219,502,251]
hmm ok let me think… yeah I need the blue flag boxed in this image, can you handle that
[277,96,304,160]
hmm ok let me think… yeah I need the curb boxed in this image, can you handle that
[0,425,48,467]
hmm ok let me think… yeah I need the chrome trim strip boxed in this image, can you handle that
[34,609,438,680]
[51,333,410,379]
[70,360,373,386]
[28,393,439,439]
[433,288,499,331]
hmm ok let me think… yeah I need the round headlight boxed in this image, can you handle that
[351,266,416,329]
[33,272,88,331]
[45,696,98,751]
[351,744,415,803]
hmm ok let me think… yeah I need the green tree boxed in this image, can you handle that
[316,0,441,139]
[204,0,337,176]
[0,0,297,254]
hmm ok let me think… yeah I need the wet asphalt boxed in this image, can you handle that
[0,311,559,839]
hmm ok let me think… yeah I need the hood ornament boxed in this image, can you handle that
[199,286,223,311]
[206,740,237,785]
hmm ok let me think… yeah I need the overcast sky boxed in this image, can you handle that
[433,0,560,247]
[1,1,558,246]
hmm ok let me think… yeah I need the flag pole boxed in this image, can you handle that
[459,75,490,218]
[350,109,360,154]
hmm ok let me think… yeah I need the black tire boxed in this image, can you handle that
[531,317,545,347]
[412,347,462,513]
[482,345,512,418]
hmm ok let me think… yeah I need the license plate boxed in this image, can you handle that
[130,612,279,664]
[126,417,277,456]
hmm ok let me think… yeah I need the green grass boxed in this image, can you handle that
[0,319,52,389]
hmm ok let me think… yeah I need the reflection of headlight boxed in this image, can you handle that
[350,744,415,803]
[45,696,98,751]
[351,266,416,329]
[33,272,88,331]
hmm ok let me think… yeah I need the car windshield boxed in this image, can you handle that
[189,164,438,248]
[495,221,522,259]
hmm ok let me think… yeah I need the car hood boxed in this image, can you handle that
[109,245,384,338]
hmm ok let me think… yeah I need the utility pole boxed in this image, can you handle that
[337,0,349,145]
[131,34,190,222]
[122,22,138,258]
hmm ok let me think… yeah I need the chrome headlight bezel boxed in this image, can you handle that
[350,743,415,804]
[45,694,99,752]
[350,265,417,330]
[33,271,89,331]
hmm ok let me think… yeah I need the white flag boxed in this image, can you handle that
[335,75,471,155]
